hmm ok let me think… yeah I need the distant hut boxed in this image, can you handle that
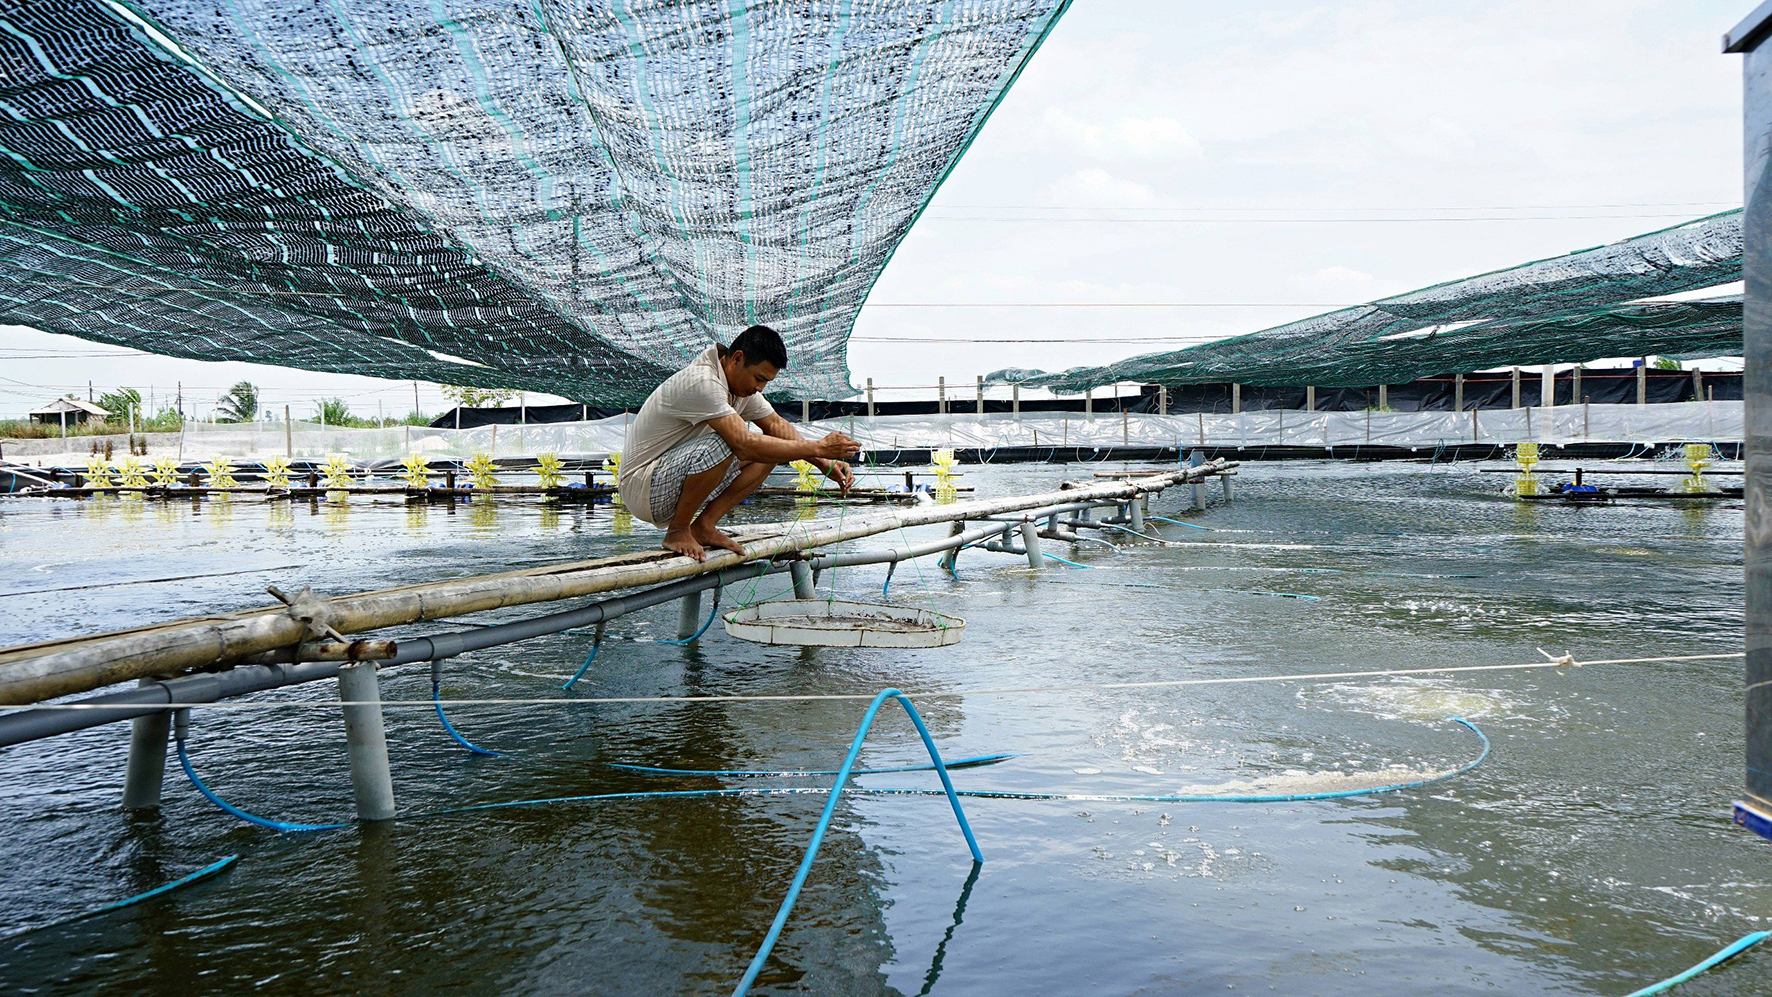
[29,397,109,431]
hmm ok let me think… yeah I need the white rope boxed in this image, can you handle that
[10,651,1741,710]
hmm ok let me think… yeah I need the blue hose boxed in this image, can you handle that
[1041,551,1092,569]
[1151,515,1212,531]
[1098,523,1185,545]
[731,688,983,997]
[1,855,239,940]
[1623,930,1770,996]
[433,679,502,757]
[560,629,603,691]
[608,752,1017,778]
[176,738,350,832]
[655,587,722,646]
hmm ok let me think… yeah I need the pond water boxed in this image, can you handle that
[0,459,1759,996]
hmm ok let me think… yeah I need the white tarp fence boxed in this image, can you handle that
[5,402,1744,463]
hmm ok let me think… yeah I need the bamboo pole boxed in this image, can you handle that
[0,464,1231,705]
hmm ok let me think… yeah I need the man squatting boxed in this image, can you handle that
[616,324,863,562]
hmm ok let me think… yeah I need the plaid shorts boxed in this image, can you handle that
[648,433,741,524]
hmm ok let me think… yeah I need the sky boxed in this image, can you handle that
[0,0,1751,418]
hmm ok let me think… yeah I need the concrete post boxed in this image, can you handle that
[1221,472,1234,503]
[1726,10,1772,827]
[675,589,703,640]
[336,662,395,822]
[1305,386,1316,412]
[1188,450,1207,511]
[1454,374,1464,411]
[976,375,985,415]
[1085,387,1093,421]
[1231,383,1241,414]
[1511,367,1522,409]
[938,376,946,415]
[802,398,810,423]
[284,404,293,457]
[1638,359,1649,405]
[1129,496,1145,531]
[1694,368,1705,401]
[121,679,170,810]
[1020,519,1043,569]
[1158,385,1168,416]
[790,561,815,600]
[1542,364,1556,408]
[1012,385,1020,421]
[1378,384,1389,410]
[1573,367,1582,405]
[866,378,875,421]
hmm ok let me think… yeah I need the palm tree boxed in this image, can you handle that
[217,381,259,423]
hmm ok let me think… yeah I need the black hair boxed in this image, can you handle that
[728,324,788,370]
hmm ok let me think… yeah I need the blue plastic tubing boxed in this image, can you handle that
[1,855,239,940]
[730,688,982,997]
[1622,930,1770,997]
[1041,550,1092,569]
[177,737,350,832]
[1151,515,1212,531]
[608,752,1017,778]
[560,630,603,691]
[432,678,502,757]
[655,586,722,646]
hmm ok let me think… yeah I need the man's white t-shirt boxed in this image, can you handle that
[618,345,774,525]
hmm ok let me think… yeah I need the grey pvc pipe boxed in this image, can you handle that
[336,662,395,821]
[676,589,704,640]
[1020,520,1042,569]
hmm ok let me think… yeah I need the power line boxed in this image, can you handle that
[934,200,1737,212]
[920,212,1714,224]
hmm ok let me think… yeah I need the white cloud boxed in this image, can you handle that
[1040,168,1156,207]
[1042,108,1205,162]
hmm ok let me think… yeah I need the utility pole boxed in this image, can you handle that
[176,381,182,419]
[413,381,420,419]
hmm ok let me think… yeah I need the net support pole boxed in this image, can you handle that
[284,405,292,458]
[1511,368,1521,409]
[1159,385,1168,416]
[1639,360,1649,405]
[938,377,946,415]
[336,662,395,822]
[802,398,810,423]
[1695,368,1706,402]
[676,589,704,640]
[1085,388,1093,422]
[1231,383,1241,414]
[1541,364,1556,408]
[976,375,984,415]
[1454,374,1464,411]
[121,678,170,810]
[790,562,815,600]
[1020,519,1042,569]
[1573,368,1582,406]
[1306,386,1315,412]
[1012,385,1020,422]
[1727,8,1772,839]
[866,379,875,422]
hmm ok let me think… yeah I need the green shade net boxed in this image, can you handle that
[0,0,1069,405]
[1017,210,1744,391]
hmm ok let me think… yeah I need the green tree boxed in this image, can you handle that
[1651,357,1683,370]
[441,384,516,408]
[217,381,259,423]
[316,398,352,425]
[95,387,141,423]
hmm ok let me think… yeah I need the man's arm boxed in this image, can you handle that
[756,413,855,490]
[706,413,857,467]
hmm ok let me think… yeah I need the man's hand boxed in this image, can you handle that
[813,431,861,461]
[823,459,855,492]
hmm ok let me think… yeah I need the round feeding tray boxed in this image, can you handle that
[722,599,964,648]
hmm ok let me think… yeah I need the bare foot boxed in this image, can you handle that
[691,522,746,556]
[662,528,706,562]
